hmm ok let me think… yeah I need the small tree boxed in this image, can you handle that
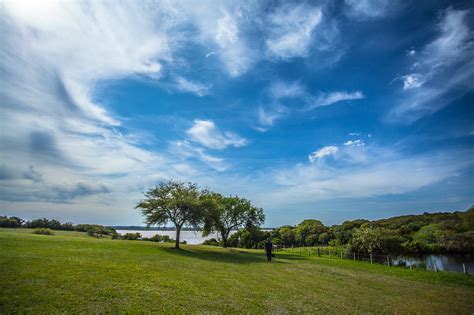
[136,180,204,249]
[203,194,265,248]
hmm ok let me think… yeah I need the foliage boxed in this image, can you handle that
[142,234,174,243]
[294,220,328,246]
[32,228,54,235]
[228,227,270,249]
[136,180,207,249]
[122,233,142,240]
[202,193,265,247]
[74,224,115,235]
[0,216,24,228]
[202,238,220,246]
[87,226,109,238]
[349,226,403,255]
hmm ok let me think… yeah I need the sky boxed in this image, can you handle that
[0,0,473,227]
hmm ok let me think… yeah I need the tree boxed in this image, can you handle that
[350,226,384,254]
[203,194,265,247]
[136,180,204,249]
[295,220,328,246]
[0,216,23,228]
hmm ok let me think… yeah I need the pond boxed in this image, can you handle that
[391,254,474,273]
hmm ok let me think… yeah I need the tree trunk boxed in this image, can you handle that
[175,225,181,249]
[222,229,229,248]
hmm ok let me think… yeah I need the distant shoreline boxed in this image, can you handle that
[110,226,275,231]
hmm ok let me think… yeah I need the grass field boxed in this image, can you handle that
[1,228,473,313]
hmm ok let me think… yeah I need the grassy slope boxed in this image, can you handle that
[1,229,473,314]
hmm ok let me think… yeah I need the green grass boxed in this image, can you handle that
[1,228,473,313]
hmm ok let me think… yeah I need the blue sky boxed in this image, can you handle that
[1,0,473,227]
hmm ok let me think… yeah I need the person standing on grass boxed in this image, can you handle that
[264,238,273,262]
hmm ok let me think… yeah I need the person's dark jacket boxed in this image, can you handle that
[264,240,272,252]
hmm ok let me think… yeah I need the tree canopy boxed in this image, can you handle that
[136,180,210,249]
[202,194,265,247]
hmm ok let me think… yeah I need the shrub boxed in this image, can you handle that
[123,232,141,240]
[87,227,107,238]
[33,228,54,235]
[202,238,220,246]
[142,234,175,243]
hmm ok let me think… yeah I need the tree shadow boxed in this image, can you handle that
[162,246,291,264]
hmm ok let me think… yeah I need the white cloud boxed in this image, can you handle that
[392,8,474,121]
[309,146,339,162]
[402,74,426,90]
[186,120,247,150]
[215,11,239,48]
[344,139,365,147]
[264,146,473,207]
[175,76,212,96]
[345,0,396,20]
[268,81,306,99]
[184,3,259,77]
[255,105,286,132]
[0,1,245,224]
[309,91,364,108]
[266,3,322,59]
[205,51,216,58]
[170,140,228,172]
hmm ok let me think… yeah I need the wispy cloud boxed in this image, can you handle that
[266,145,473,207]
[344,0,398,20]
[170,140,228,172]
[186,120,247,150]
[0,1,220,222]
[185,3,259,77]
[308,146,339,162]
[401,74,426,90]
[268,81,306,99]
[174,76,212,96]
[391,8,474,121]
[344,139,365,147]
[309,91,364,109]
[265,3,322,59]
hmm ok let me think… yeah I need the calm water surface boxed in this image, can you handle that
[392,254,474,273]
[116,230,236,245]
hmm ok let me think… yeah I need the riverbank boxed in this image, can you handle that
[1,228,473,313]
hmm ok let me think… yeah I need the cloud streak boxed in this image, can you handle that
[309,91,364,109]
[186,120,247,150]
[391,8,474,121]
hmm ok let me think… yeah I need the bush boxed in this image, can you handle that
[202,238,220,246]
[143,234,174,243]
[87,227,107,238]
[123,232,141,240]
[33,228,54,235]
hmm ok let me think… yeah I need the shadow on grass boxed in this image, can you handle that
[162,246,296,264]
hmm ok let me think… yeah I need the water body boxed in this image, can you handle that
[116,230,236,245]
[391,255,473,273]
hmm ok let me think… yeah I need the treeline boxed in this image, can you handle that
[113,232,181,244]
[210,207,474,255]
[0,216,116,237]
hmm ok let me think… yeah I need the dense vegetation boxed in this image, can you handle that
[1,228,473,313]
[0,215,116,236]
[223,207,474,255]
